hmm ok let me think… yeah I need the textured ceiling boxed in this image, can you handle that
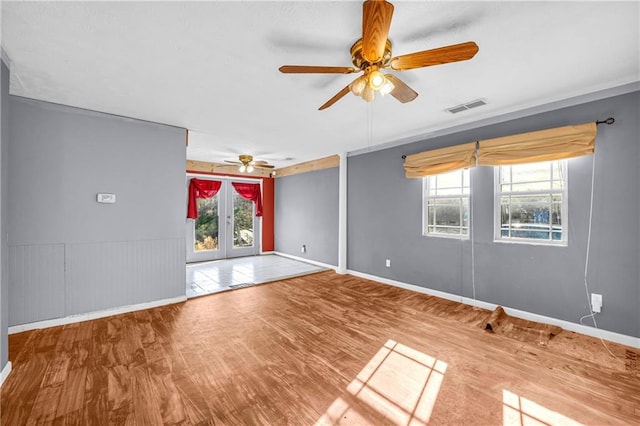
[2,1,639,168]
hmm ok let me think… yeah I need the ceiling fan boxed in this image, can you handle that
[279,0,479,110]
[224,155,275,173]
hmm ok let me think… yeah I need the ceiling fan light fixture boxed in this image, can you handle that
[368,69,386,91]
[379,76,395,96]
[362,85,375,102]
[239,164,247,173]
[246,165,254,173]
[349,75,367,96]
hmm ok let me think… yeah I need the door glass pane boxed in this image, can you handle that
[233,192,254,248]
[194,195,219,252]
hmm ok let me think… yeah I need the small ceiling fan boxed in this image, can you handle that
[224,155,275,173]
[279,0,479,110]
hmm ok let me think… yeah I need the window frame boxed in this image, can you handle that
[422,168,471,240]
[493,160,568,247]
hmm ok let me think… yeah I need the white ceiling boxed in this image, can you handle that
[2,1,639,168]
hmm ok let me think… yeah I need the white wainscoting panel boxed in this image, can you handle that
[65,238,185,316]
[9,244,65,325]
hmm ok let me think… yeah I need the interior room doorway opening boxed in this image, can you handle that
[186,175,261,263]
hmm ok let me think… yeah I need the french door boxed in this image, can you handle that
[186,178,260,263]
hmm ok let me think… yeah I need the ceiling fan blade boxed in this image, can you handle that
[385,74,418,103]
[390,41,479,71]
[362,0,394,62]
[254,164,275,169]
[319,84,351,110]
[279,65,355,74]
[224,160,242,165]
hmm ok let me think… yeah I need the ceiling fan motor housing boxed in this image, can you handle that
[239,154,253,165]
[350,38,393,71]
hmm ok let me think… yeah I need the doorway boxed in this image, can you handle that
[186,177,261,263]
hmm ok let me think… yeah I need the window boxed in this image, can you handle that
[423,169,470,238]
[496,160,567,244]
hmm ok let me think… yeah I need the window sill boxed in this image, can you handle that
[492,238,567,248]
[424,233,470,241]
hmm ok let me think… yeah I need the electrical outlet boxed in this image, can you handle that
[591,293,603,313]
[385,259,391,268]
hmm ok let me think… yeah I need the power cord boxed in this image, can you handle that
[582,151,618,359]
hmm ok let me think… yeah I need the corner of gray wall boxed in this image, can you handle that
[1,54,10,370]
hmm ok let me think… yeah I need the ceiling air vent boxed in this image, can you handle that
[446,98,487,114]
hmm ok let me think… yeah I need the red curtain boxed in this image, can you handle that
[232,182,263,217]
[187,178,222,219]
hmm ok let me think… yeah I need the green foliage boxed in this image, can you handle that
[195,197,218,248]
[233,195,254,246]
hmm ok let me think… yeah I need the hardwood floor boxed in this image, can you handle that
[2,271,639,425]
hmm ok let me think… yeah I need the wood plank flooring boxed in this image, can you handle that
[2,271,639,425]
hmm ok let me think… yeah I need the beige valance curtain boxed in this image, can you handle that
[403,122,597,178]
[403,141,477,178]
[476,122,596,166]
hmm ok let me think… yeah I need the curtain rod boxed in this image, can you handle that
[596,117,615,125]
[401,117,616,159]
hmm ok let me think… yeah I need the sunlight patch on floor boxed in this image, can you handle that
[503,389,583,426]
[316,339,447,425]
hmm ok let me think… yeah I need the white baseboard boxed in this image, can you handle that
[273,251,337,271]
[0,361,12,388]
[8,295,187,334]
[347,269,640,349]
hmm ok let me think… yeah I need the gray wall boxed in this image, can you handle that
[8,96,186,326]
[1,60,9,370]
[275,167,339,266]
[348,91,640,338]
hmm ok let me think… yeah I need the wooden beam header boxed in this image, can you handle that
[275,155,340,178]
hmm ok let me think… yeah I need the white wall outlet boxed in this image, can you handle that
[591,293,603,313]
[385,259,391,268]
[97,193,116,204]
[301,245,306,253]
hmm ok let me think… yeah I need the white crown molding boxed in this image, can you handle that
[347,269,640,349]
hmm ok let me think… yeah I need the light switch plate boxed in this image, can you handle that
[97,193,116,204]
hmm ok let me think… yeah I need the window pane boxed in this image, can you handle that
[437,187,465,196]
[436,170,462,189]
[424,169,469,237]
[194,196,219,252]
[509,195,550,225]
[511,181,551,192]
[510,162,552,183]
[500,166,511,184]
[497,160,566,244]
[233,193,254,248]
[434,204,461,227]
[552,196,562,225]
